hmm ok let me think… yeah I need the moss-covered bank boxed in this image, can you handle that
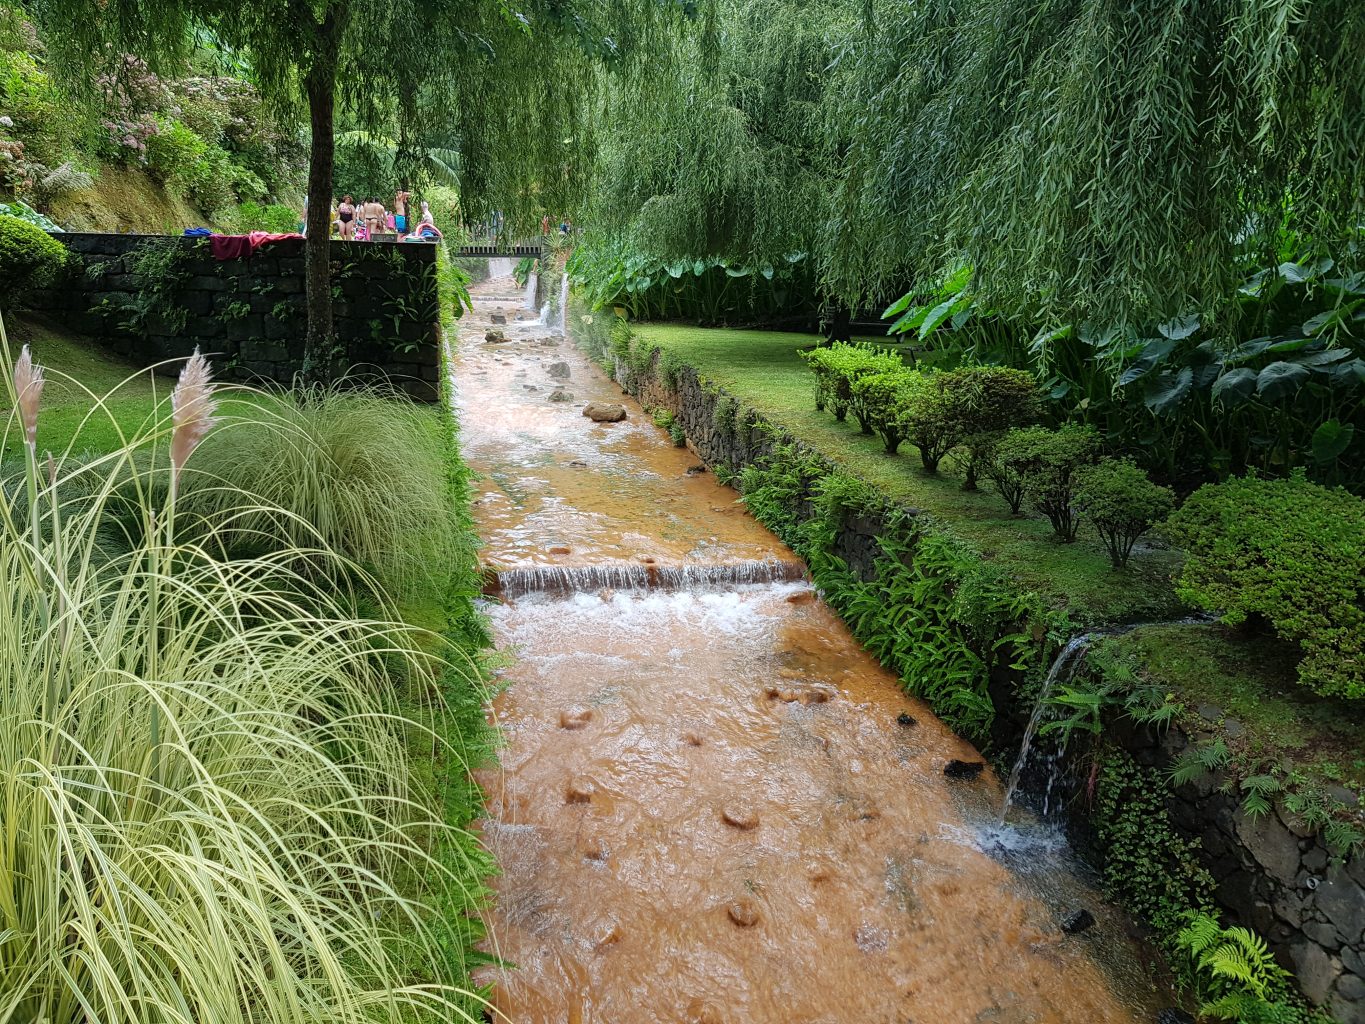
[571,310,1365,1021]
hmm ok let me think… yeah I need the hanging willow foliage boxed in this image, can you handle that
[823,0,1365,326]
[587,0,851,270]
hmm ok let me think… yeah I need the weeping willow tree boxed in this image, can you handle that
[32,0,696,380]
[580,0,854,309]
[823,0,1365,328]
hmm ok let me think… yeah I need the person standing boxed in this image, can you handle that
[394,189,411,235]
[337,195,356,240]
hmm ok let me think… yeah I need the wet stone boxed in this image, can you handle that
[727,897,760,927]
[549,545,572,555]
[549,389,575,402]
[765,682,835,705]
[1061,909,1096,935]
[490,313,507,325]
[548,361,572,379]
[484,329,507,343]
[685,998,726,1024]
[583,402,628,423]
[897,712,917,727]
[722,805,759,830]
[1156,1010,1196,1024]
[785,589,816,604]
[559,706,593,729]
[944,759,986,781]
[566,776,596,804]
[577,835,609,861]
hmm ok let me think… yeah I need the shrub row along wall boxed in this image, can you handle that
[26,233,442,400]
[573,314,1365,1021]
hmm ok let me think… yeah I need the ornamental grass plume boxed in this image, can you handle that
[12,342,43,449]
[0,362,491,1023]
[169,347,218,499]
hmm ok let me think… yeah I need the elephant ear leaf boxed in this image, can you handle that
[1144,367,1193,415]
[1256,361,1310,400]
[1211,368,1257,406]
[1311,420,1354,464]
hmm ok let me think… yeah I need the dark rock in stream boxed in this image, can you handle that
[484,328,507,343]
[943,759,986,781]
[1155,1010,1195,1024]
[548,360,571,379]
[1061,908,1096,934]
[897,712,917,727]
[549,389,575,402]
[490,313,507,325]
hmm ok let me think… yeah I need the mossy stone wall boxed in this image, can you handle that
[26,233,442,400]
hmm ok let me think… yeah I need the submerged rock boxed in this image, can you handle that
[484,329,507,343]
[490,313,507,325]
[722,805,759,830]
[1155,1010,1195,1024]
[548,360,571,379]
[1061,909,1096,934]
[944,759,986,781]
[583,402,627,423]
[559,706,592,730]
[897,712,917,727]
[565,776,596,804]
[727,897,760,927]
[549,389,575,402]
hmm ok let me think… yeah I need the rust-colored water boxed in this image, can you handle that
[455,273,1164,1023]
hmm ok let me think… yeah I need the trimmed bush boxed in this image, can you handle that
[1165,472,1365,699]
[939,365,1041,489]
[801,342,903,426]
[898,369,961,473]
[0,212,67,302]
[850,367,919,454]
[994,424,1101,540]
[1073,459,1174,568]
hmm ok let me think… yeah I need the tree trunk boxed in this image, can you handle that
[301,19,342,387]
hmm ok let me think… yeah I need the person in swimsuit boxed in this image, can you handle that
[337,195,356,240]
[394,189,410,235]
[363,197,385,239]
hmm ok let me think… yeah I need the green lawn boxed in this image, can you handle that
[633,322,1183,624]
[3,314,279,460]
[630,321,1362,810]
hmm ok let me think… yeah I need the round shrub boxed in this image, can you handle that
[0,213,67,303]
[939,365,1041,488]
[145,118,209,186]
[851,367,919,453]
[994,424,1101,540]
[1073,459,1174,568]
[1165,472,1365,699]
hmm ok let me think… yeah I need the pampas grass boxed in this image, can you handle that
[0,317,489,1024]
[179,385,460,600]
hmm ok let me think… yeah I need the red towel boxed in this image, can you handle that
[209,232,303,261]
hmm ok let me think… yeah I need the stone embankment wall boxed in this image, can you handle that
[1117,717,1365,1020]
[27,233,442,400]
[603,337,1365,1023]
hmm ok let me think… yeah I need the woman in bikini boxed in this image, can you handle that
[337,195,356,240]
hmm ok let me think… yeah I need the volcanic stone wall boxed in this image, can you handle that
[601,329,1365,1024]
[26,233,442,400]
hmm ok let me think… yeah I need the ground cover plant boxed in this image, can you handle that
[0,315,494,1022]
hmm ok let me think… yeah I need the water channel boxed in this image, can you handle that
[454,267,1167,1023]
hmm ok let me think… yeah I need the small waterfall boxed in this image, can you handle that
[557,272,569,333]
[522,272,539,311]
[488,256,515,279]
[537,301,551,326]
[1000,634,1093,822]
[486,560,808,600]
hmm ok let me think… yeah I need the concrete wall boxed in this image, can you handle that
[27,233,442,400]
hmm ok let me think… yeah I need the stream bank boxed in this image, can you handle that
[577,314,1365,1023]
[454,269,1173,1022]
